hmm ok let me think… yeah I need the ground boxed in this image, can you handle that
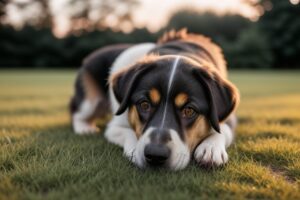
[0,70,299,200]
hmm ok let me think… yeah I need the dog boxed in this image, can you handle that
[70,29,240,170]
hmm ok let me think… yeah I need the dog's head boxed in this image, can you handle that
[111,55,239,170]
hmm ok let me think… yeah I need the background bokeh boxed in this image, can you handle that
[0,0,299,69]
[1,2,300,199]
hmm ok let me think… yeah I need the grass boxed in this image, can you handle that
[0,70,300,200]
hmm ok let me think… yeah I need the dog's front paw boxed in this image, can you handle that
[194,140,228,168]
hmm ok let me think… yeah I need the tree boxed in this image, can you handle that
[257,0,300,68]
[1,0,138,33]
[66,0,138,33]
[165,10,252,42]
[222,26,273,69]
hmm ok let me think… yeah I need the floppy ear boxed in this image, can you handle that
[193,68,239,133]
[111,63,152,115]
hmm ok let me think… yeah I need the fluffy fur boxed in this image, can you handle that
[70,29,240,170]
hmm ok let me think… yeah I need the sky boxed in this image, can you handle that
[4,0,276,37]
[133,0,260,31]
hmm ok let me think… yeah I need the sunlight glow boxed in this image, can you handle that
[5,0,259,37]
[134,0,259,32]
[290,0,300,5]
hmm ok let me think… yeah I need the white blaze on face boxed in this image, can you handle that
[133,56,191,170]
[160,56,181,129]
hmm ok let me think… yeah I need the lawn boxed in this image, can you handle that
[0,70,299,200]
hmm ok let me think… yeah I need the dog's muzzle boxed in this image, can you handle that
[144,128,172,166]
[144,143,171,166]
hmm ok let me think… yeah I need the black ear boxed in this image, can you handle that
[193,68,239,133]
[112,63,152,115]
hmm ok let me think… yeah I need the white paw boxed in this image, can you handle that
[73,120,99,135]
[194,140,228,168]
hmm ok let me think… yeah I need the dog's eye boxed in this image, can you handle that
[182,107,196,118]
[139,101,151,112]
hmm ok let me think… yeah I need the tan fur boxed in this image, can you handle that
[175,93,188,107]
[82,72,101,100]
[158,28,188,44]
[219,78,240,122]
[158,28,227,77]
[110,55,239,122]
[111,29,229,86]
[128,106,143,138]
[110,30,240,123]
[201,62,240,120]
[179,56,240,120]
[149,88,161,104]
[81,71,110,122]
[108,54,161,86]
[109,54,196,88]
[185,116,210,151]
[109,54,177,89]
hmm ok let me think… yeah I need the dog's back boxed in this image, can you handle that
[154,29,227,77]
[69,44,131,115]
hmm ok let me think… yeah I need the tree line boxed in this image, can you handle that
[0,0,299,69]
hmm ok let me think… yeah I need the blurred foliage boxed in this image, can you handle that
[1,0,138,31]
[0,25,156,67]
[165,11,252,42]
[258,0,300,68]
[0,0,299,69]
[163,10,274,69]
[221,26,273,69]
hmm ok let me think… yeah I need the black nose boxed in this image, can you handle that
[144,144,171,166]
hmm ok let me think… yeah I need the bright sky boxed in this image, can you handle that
[7,0,263,36]
[133,0,260,31]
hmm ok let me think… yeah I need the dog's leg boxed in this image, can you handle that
[72,98,100,134]
[104,116,138,162]
[194,119,235,167]
[104,114,137,147]
[70,45,132,135]
[71,71,109,135]
[104,112,137,162]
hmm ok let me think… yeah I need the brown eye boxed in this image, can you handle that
[139,101,151,112]
[182,107,196,118]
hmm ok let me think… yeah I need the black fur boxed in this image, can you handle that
[69,44,131,114]
[70,37,237,135]
[113,55,236,134]
[150,41,218,69]
[192,68,236,132]
[113,59,210,140]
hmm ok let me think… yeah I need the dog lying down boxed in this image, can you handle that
[70,29,240,170]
